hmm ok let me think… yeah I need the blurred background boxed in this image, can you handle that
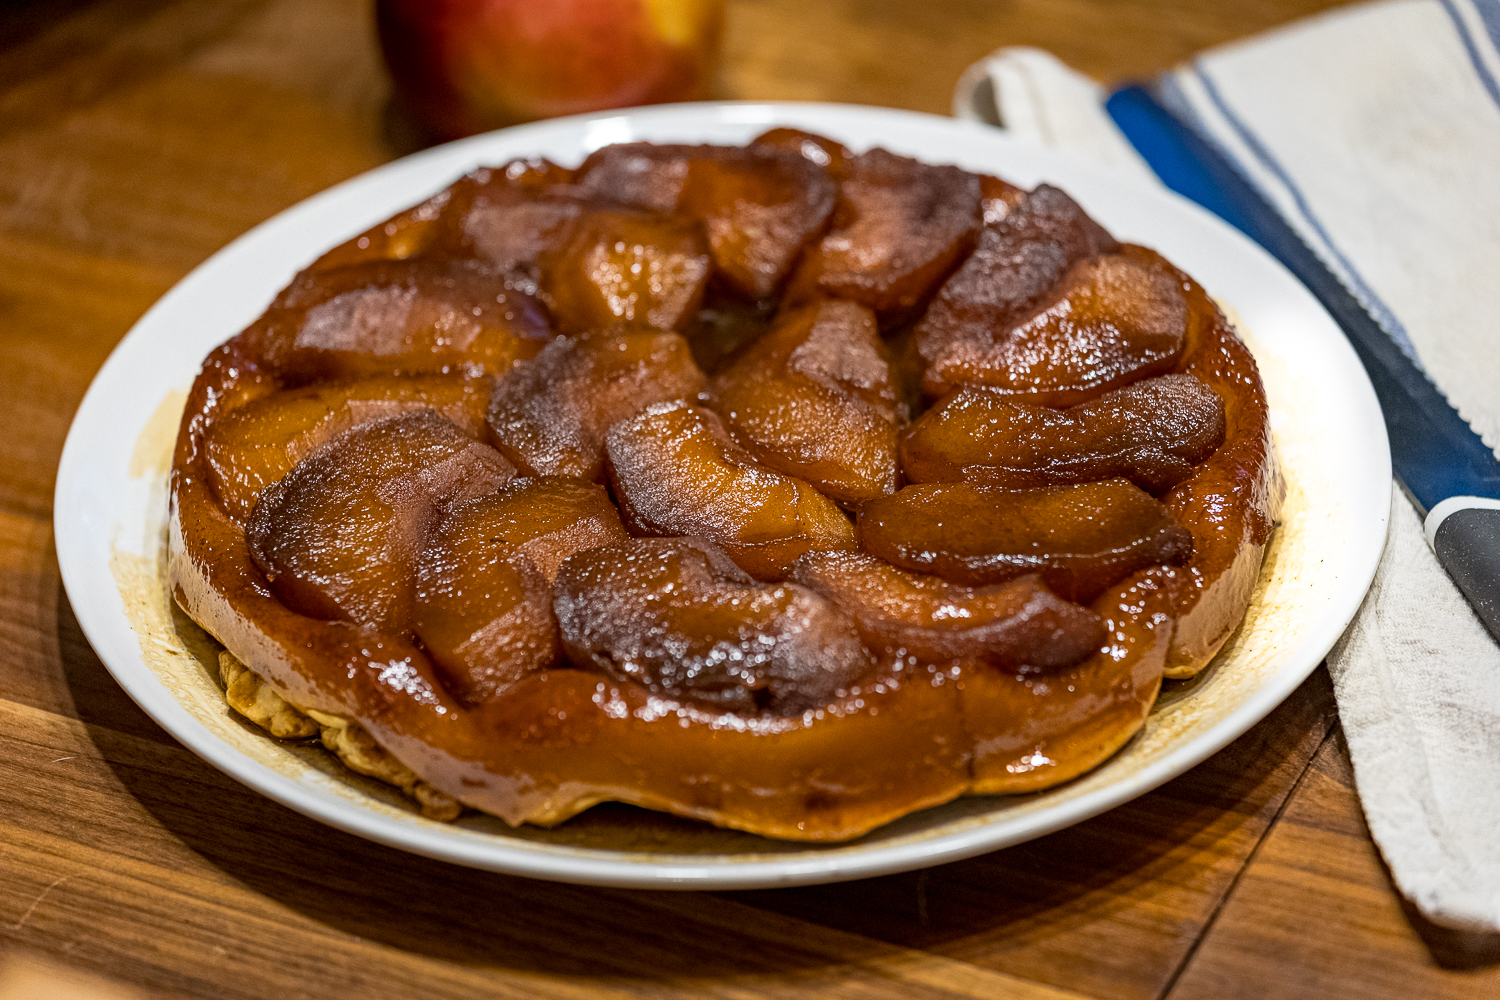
[0,0,1356,270]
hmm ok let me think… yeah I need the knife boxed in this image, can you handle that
[1105,84,1500,643]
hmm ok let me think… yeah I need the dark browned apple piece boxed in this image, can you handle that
[604,401,856,580]
[448,157,580,212]
[458,195,583,274]
[434,161,589,272]
[857,480,1193,602]
[436,477,628,583]
[574,143,690,210]
[309,159,580,275]
[554,537,873,715]
[681,289,778,374]
[788,148,981,318]
[751,127,853,178]
[259,258,551,382]
[979,173,1027,226]
[576,142,837,299]
[712,299,900,505]
[205,375,490,521]
[902,373,1226,493]
[245,411,516,632]
[486,156,578,190]
[922,254,1188,403]
[413,532,559,707]
[487,329,707,481]
[793,550,1104,667]
[914,184,1120,370]
[539,207,711,333]
[309,192,449,273]
[685,151,837,300]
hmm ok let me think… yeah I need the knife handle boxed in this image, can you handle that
[1425,497,1500,644]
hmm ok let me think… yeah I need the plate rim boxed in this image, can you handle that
[54,100,1391,890]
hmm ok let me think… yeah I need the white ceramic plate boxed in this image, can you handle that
[54,102,1389,890]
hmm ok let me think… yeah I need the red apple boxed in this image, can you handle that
[377,0,724,141]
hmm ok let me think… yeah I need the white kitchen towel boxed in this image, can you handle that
[955,0,1500,932]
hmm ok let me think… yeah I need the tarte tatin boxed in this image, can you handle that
[169,128,1281,840]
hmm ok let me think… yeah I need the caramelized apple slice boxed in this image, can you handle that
[414,534,559,706]
[475,156,577,192]
[713,299,900,505]
[259,258,550,382]
[487,329,707,480]
[857,480,1192,601]
[923,254,1188,402]
[457,194,583,275]
[793,551,1104,667]
[685,152,836,300]
[435,477,628,583]
[902,374,1226,493]
[964,565,1178,793]
[979,174,1027,226]
[310,192,450,273]
[681,289,777,374]
[539,207,710,333]
[605,401,856,580]
[310,157,579,274]
[555,537,873,715]
[915,185,1119,369]
[751,127,852,177]
[789,148,980,318]
[205,375,489,520]
[432,162,588,272]
[246,411,515,632]
[411,475,627,706]
[577,143,837,298]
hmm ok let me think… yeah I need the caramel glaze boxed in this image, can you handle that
[172,332,966,840]
[965,566,1178,792]
[174,469,969,839]
[167,143,1279,841]
[1140,246,1285,677]
[169,334,1185,839]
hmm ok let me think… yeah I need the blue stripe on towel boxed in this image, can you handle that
[1189,63,1424,366]
[1475,0,1500,49]
[1442,0,1500,114]
[1094,86,1259,235]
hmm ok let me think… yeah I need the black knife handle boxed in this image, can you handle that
[1430,504,1500,644]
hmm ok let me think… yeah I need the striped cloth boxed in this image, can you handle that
[955,0,1500,932]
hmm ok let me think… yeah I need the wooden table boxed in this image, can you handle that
[2,1,1497,997]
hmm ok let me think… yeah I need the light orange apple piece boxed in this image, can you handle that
[605,401,856,581]
[258,258,551,382]
[712,299,901,505]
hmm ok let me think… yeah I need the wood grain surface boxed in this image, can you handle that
[2,0,1497,996]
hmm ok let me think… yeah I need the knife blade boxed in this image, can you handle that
[1105,83,1500,642]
